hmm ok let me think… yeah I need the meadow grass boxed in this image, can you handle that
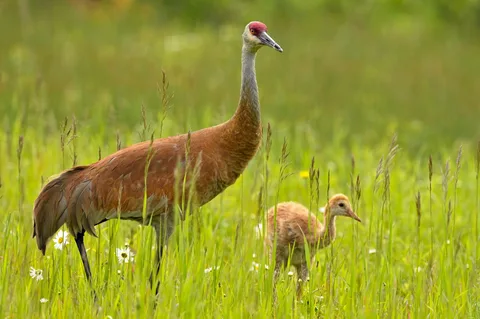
[2,3,480,318]
[2,107,480,318]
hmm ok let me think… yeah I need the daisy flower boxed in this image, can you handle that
[204,266,220,274]
[40,298,48,303]
[29,267,44,281]
[249,261,269,272]
[249,262,260,272]
[53,230,70,250]
[116,247,135,264]
[414,266,423,273]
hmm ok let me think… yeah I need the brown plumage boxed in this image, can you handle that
[265,194,361,300]
[33,21,283,288]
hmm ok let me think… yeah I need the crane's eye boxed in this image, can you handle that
[250,29,256,35]
[339,203,345,208]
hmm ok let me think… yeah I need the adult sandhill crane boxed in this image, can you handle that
[265,194,361,300]
[33,21,283,287]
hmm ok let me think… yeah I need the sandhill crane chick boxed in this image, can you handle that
[266,194,361,299]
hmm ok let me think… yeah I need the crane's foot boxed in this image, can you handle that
[92,288,99,304]
[149,271,161,294]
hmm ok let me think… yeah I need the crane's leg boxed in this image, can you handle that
[150,236,163,293]
[272,246,286,306]
[272,263,281,306]
[150,214,175,295]
[295,262,309,300]
[74,231,97,300]
[75,231,92,280]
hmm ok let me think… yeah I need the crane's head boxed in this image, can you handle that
[243,21,283,53]
[327,194,362,222]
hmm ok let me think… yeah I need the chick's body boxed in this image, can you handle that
[266,202,323,268]
[265,194,361,301]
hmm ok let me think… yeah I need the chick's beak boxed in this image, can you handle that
[259,32,283,52]
[347,209,362,223]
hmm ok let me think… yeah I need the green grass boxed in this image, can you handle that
[2,114,480,318]
[2,2,480,318]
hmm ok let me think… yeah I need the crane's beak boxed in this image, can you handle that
[259,32,283,52]
[347,209,362,223]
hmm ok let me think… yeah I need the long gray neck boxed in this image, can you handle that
[233,45,260,123]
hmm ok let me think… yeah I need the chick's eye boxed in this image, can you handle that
[339,203,345,208]
[250,29,255,35]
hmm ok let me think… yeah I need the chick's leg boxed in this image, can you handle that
[295,262,309,299]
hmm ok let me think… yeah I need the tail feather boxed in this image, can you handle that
[33,166,88,254]
[68,179,97,237]
[33,180,67,254]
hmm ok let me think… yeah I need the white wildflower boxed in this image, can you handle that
[249,262,260,272]
[446,240,451,245]
[368,248,377,254]
[204,266,220,274]
[53,230,69,250]
[40,298,48,303]
[252,253,256,259]
[288,271,294,277]
[116,247,135,264]
[254,223,263,239]
[249,262,269,272]
[29,267,44,281]
[414,266,422,273]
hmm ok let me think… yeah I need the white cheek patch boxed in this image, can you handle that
[248,33,262,44]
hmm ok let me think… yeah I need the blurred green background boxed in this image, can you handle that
[1,2,480,317]
[1,0,479,155]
